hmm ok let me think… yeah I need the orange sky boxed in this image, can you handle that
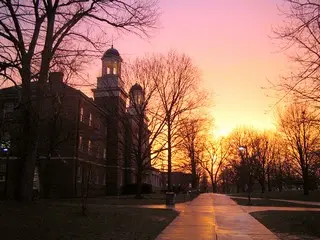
[85,0,291,137]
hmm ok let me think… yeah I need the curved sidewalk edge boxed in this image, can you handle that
[213,193,279,240]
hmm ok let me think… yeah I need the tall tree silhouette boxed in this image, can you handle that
[0,0,159,200]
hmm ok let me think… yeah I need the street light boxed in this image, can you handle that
[239,145,252,205]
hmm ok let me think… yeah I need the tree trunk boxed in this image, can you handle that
[278,181,283,192]
[167,122,172,192]
[259,178,265,194]
[210,175,215,193]
[303,167,309,195]
[267,166,271,192]
[17,88,39,201]
[40,156,53,198]
[248,174,253,205]
[191,150,197,189]
[135,171,143,199]
[81,165,91,216]
[278,164,283,192]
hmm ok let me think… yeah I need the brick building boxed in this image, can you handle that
[0,47,160,198]
[0,72,108,198]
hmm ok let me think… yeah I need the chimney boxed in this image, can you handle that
[49,72,64,94]
[49,72,64,84]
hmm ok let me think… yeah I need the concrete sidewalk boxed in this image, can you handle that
[156,193,278,240]
[213,194,278,240]
[156,193,216,240]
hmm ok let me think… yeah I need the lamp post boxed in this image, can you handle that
[239,146,252,205]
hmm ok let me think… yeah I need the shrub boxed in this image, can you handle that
[122,183,153,195]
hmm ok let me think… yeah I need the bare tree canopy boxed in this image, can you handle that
[151,50,206,191]
[0,0,159,85]
[275,0,320,103]
[199,136,231,193]
[124,52,208,192]
[277,102,320,194]
[177,116,211,189]
[122,56,167,198]
[0,0,159,201]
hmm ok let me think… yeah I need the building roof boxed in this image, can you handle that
[0,79,108,116]
[129,83,143,93]
[102,46,122,60]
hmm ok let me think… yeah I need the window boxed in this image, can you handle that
[77,165,82,183]
[96,145,101,158]
[0,175,5,182]
[103,148,107,160]
[95,175,99,185]
[78,136,83,150]
[3,102,14,118]
[0,164,6,172]
[0,163,6,182]
[89,113,92,127]
[88,140,92,154]
[80,107,84,122]
[134,94,143,105]
[95,119,100,130]
[1,132,11,152]
[102,174,106,185]
[4,102,14,112]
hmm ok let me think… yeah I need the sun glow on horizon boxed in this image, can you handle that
[214,128,231,138]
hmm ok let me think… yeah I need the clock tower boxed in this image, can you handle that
[93,46,127,195]
[93,45,127,111]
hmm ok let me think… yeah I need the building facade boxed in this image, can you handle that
[0,47,160,198]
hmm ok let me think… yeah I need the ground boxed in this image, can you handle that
[0,197,180,240]
[230,191,320,240]
[251,211,320,240]
[230,197,320,208]
[51,193,198,206]
[229,190,320,202]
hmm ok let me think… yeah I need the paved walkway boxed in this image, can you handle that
[156,193,216,240]
[156,193,279,240]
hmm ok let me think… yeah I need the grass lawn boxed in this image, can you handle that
[251,211,320,240]
[230,197,320,208]
[0,202,178,240]
[228,191,320,202]
[53,193,198,206]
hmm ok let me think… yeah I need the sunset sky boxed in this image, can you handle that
[87,0,291,137]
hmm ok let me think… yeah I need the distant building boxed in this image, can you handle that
[160,171,192,193]
[0,47,160,198]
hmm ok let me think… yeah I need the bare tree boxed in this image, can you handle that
[227,127,259,193]
[0,0,159,200]
[199,137,231,193]
[277,102,320,195]
[151,51,205,191]
[251,132,271,194]
[81,163,92,216]
[122,57,167,198]
[274,0,320,104]
[270,136,291,192]
[177,116,211,189]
